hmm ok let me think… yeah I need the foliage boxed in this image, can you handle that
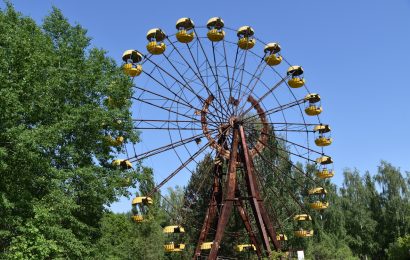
[0,3,137,259]
[387,234,410,260]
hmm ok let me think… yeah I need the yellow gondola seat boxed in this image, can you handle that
[305,105,322,116]
[201,242,213,250]
[236,244,256,252]
[163,225,185,234]
[207,29,225,42]
[238,37,256,50]
[264,43,282,66]
[315,136,332,146]
[294,214,312,221]
[308,187,327,195]
[131,214,144,223]
[146,28,167,55]
[176,30,195,43]
[310,201,329,210]
[237,26,255,50]
[294,229,314,238]
[316,168,334,179]
[123,63,142,77]
[112,159,132,169]
[164,243,186,252]
[147,41,166,55]
[288,77,305,88]
[316,156,333,165]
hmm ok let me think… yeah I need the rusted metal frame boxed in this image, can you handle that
[208,127,240,259]
[194,162,222,258]
[235,189,262,258]
[238,125,272,256]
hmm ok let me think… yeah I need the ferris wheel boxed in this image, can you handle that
[115,17,334,259]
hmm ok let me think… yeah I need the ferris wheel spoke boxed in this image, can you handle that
[134,85,221,120]
[255,137,316,164]
[211,41,234,117]
[132,96,206,122]
[240,75,291,117]
[140,70,197,109]
[148,141,211,195]
[194,28,231,115]
[260,132,323,156]
[133,119,202,130]
[128,130,215,163]
[143,55,211,108]
[260,140,325,188]
[185,42,230,119]
[243,98,306,122]
[166,38,230,119]
[236,61,268,114]
[233,48,251,116]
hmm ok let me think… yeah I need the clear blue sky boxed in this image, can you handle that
[3,0,410,212]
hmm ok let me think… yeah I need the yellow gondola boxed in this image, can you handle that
[315,137,332,146]
[112,159,132,169]
[176,18,195,43]
[264,43,282,66]
[122,50,143,77]
[146,28,166,55]
[316,156,333,165]
[293,214,314,238]
[131,196,153,223]
[304,93,322,116]
[237,26,255,50]
[313,124,332,146]
[287,66,305,88]
[200,242,213,250]
[207,17,225,42]
[276,234,288,241]
[164,225,186,252]
[308,187,329,210]
[316,168,335,179]
[235,244,256,252]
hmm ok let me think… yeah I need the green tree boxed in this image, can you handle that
[0,4,137,259]
[387,234,410,260]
